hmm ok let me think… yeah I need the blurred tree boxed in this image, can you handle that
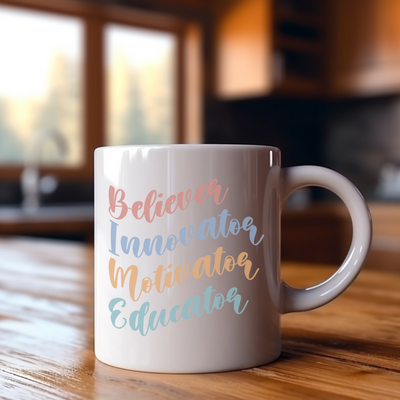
[35,52,82,165]
[0,99,23,163]
[123,68,152,145]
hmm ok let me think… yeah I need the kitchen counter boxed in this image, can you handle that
[0,237,399,399]
[0,204,94,242]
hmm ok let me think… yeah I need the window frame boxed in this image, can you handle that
[0,0,202,181]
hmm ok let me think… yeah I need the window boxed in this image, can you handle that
[0,5,83,167]
[106,24,177,146]
[0,1,201,180]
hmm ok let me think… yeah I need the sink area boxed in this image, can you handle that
[0,203,93,223]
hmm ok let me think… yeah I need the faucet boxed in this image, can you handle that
[20,129,68,212]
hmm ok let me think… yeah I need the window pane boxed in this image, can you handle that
[0,6,83,166]
[106,24,177,145]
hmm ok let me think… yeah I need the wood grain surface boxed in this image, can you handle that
[0,237,399,399]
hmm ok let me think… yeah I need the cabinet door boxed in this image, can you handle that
[329,0,400,96]
[214,0,273,98]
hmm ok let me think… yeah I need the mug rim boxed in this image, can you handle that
[95,144,280,152]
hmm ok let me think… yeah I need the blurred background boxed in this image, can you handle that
[0,0,398,269]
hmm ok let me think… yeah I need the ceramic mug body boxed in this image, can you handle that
[94,144,371,373]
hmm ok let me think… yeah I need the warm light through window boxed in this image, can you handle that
[0,5,83,166]
[105,24,177,146]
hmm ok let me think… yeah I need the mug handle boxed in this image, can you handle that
[280,166,372,314]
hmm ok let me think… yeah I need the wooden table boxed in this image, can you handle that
[0,237,399,399]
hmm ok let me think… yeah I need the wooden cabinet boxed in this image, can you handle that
[272,0,325,96]
[214,0,273,97]
[281,204,352,265]
[214,0,400,98]
[327,0,400,96]
[281,202,400,271]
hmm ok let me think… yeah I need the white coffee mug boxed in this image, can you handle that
[94,144,371,373]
